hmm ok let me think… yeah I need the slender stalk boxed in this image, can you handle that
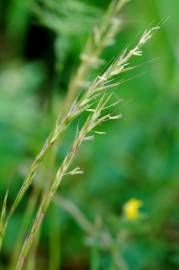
[0,0,130,249]
[0,191,8,249]
[16,98,108,269]
[110,245,128,270]
[90,242,101,270]
[25,229,40,270]
[1,101,81,245]
[8,188,39,270]
[48,205,61,270]
[15,25,159,269]
[10,149,57,269]
[54,195,94,236]
[63,0,129,114]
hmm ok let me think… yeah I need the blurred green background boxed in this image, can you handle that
[0,0,179,269]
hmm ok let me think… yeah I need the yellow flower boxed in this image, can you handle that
[123,198,143,220]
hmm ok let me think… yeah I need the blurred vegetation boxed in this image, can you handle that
[0,0,179,269]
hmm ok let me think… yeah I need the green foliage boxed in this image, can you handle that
[0,0,179,269]
[34,0,101,37]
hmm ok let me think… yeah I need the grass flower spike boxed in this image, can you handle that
[15,25,159,269]
[1,0,177,268]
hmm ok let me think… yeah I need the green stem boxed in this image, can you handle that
[90,242,100,270]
